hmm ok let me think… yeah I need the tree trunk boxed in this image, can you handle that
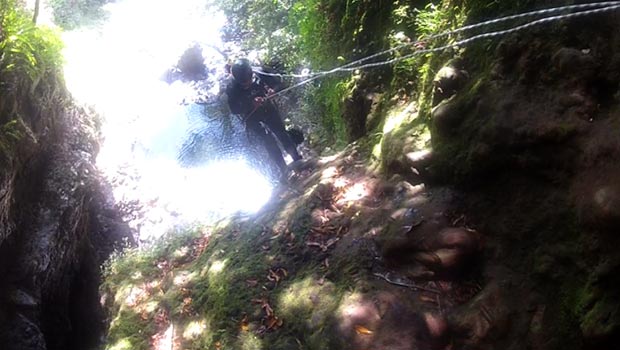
[32,0,40,24]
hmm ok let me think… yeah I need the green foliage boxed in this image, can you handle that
[390,2,466,114]
[465,0,538,22]
[0,0,64,83]
[48,0,108,29]
[300,77,350,149]
[290,0,393,68]
[218,0,296,65]
[0,120,24,161]
[0,0,65,163]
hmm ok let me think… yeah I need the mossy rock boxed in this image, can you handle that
[580,296,620,343]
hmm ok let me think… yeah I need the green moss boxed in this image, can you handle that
[106,310,154,350]
[427,74,493,182]
[103,190,379,349]
[301,77,351,150]
[581,296,620,339]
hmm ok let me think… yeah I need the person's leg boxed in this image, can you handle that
[262,109,302,161]
[245,118,288,173]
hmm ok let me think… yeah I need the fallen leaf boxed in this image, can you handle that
[265,315,284,330]
[419,295,436,303]
[354,325,373,335]
[252,297,274,316]
[324,238,339,250]
[266,316,278,329]
[267,269,281,283]
[246,279,258,287]
[264,303,274,316]
[240,314,249,332]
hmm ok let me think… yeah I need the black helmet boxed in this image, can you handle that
[231,58,253,82]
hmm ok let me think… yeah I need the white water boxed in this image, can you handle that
[61,0,274,241]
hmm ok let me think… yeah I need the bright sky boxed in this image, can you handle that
[60,0,274,241]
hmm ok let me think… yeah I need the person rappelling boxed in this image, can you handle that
[225,58,303,181]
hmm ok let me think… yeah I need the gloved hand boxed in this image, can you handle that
[253,96,265,108]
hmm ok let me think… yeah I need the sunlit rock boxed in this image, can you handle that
[433,64,468,104]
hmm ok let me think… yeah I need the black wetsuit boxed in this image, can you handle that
[226,78,301,173]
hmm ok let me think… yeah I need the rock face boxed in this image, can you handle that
[424,13,620,350]
[0,101,131,349]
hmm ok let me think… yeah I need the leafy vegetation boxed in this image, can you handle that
[48,0,109,29]
[0,0,65,163]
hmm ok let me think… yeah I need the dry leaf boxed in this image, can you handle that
[306,241,322,248]
[267,269,281,282]
[419,295,436,303]
[265,315,284,330]
[246,279,258,287]
[240,314,249,332]
[215,341,222,350]
[325,238,339,249]
[354,325,373,335]
[264,303,274,316]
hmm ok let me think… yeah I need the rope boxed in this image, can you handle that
[264,2,620,99]
[254,2,620,79]
[337,3,620,72]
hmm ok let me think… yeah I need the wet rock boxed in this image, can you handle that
[420,312,451,350]
[527,304,548,349]
[449,282,512,347]
[432,96,465,136]
[558,91,587,108]
[405,149,433,166]
[413,227,481,274]
[577,182,620,230]
[162,45,207,83]
[1,313,46,350]
[405,149,433,177]
[426,227,481,258]
[552,47,597,82]
[424,312,449,339]
[381,225,481,279]
[0,104,131,349]
[8,289,38,307]
[414,248,464,271]
[177,45,207,81]
[343,87,373,142]
[580,297,620,344]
